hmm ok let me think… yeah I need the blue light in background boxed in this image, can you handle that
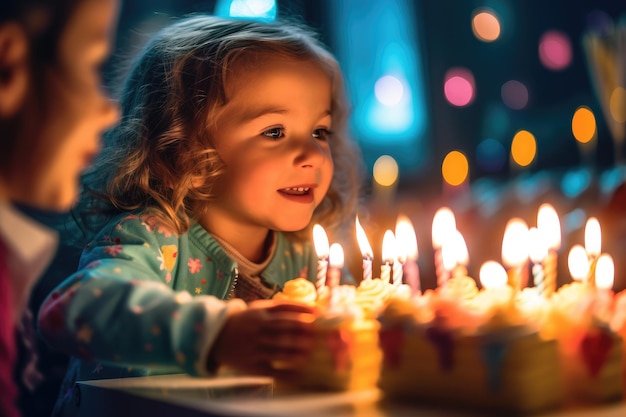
[331,0,428,175]
[214,0,277,21]
[476,138,507,173]
[561,168,592,199]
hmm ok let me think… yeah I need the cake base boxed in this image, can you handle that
[378,323,564,415]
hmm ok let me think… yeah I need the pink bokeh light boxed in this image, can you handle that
[538,30,572,71]
[444,68,475,107]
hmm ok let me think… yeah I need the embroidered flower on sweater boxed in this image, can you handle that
[188,258,202,274]
[104,245,122,256]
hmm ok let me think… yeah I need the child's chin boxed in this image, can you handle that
[279,220,311,233]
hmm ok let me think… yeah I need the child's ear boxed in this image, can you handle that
[0,23,29,118]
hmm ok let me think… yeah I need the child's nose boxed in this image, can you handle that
[295,136,327,168]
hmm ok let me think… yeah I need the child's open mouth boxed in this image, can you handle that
[278,186,315,203]
[279,187,311,196]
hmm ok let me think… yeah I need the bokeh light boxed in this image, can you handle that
[216,0,277,20]
[472,9,501,42]
[373,155,399,186]
[561,168,592,198]
[501,80,529,110]
[572,106,596,143]
[476,138,507,173]
[538,30,572,71]
[610,87,626,123]
[511,130,537,167]
[442,150,469,186]
[375,75,404,106]
[444,68,475,107]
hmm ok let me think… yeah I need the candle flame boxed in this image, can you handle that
[382,230,396,264]
[537,203,561,250]
[441,230,469,271]
[440,235,456,271]
[355,216,373,259]
[568,244,589,282]
[479,261,508,289]
[452,230,469,266]
[528,227,548,263]
[312,224,329,258]
[501,218,529,267]
[395,214,418,262]
[329,243,345,269]
[595,253,614,290]
[584,217,601,258]
[432,207,456,249]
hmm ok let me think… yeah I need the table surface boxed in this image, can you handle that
[72,374,626,417]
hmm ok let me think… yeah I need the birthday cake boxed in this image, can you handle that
[377,276,565,414]
[272,277,408,391]
[377,273,626,412]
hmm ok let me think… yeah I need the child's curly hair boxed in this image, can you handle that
[79,14,363,240]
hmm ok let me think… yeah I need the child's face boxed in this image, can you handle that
[208,56,334,234]
[10,0,120,210]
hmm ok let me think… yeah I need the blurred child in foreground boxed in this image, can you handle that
[0,0,121,415]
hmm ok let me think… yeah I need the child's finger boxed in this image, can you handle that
[266,311,317,327]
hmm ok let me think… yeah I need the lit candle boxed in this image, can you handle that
[595,254,614,295]
[528,227,548,296]
[479,260,513,306]
[440,230,469,284]
[381,230,395,284]
[355,216,373,281]
[567,244,590,284]
[594,253,614,320]
[327,243,344,289]
[432,207,456,287]
[537,204,561,296]
[395,215,420,294]
[451,230,469,278]
[389,234,403,287]
[501,218,529,291]
[312,224,329,291]
[584,217,601,285]
[440,235,456,286]
[480,261,508,288]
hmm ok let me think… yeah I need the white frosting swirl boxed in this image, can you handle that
[356,278,391,319]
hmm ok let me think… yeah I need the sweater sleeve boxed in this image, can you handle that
[37,215,246,376]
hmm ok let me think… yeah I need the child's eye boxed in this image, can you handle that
[312,128,332,141]
[262,127,284,140]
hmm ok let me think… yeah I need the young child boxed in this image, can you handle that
[0,1,121,416]
[38,13,363,415]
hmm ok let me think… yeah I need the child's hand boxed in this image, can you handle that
[211,299,317,378]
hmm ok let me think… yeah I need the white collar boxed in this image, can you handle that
[0,203,58,321]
